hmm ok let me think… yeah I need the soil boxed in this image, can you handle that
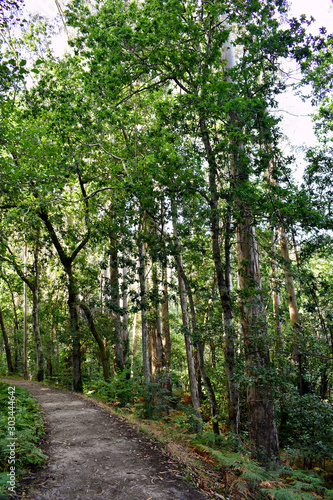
[1,378,209,500]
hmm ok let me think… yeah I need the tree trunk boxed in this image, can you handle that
[32,238,44,381]
[80,302,110,382]
[3,276,19,373]
[38,198,90,393]
[237,214,279,464]
[0,306,14,374]
[279,227,308,395]
[176,249,219,435]
[219,33,279,462]
[67,267,82,393]
[161,266,171,371]
[110,245,124,372]
[121,265,130,371]
[23,243,28,380]
[172,213,203,432]
[161,266,172,402]
[176,259,203,431]
[131,312,138,377]
[150,262,163,378]
[199,118,240,434]
[32,288,43,381]
[270,230,283,349]
[138,234,151,386]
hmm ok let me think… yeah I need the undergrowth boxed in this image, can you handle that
[0,381,47,499]
[83,375,333,499]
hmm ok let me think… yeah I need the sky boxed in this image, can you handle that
[278,0,333,152]
[22,0,333,176]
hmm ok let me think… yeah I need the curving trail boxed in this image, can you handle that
[1,378,207,500]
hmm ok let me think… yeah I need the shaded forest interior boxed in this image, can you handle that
[1,0,333,495]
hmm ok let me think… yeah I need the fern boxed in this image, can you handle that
[0,381,47,495]
[261,487,320,499]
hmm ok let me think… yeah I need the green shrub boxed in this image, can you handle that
[278,390,333,467]
[0,381,47,499]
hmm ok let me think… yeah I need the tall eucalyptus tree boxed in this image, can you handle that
[64,0,307,460]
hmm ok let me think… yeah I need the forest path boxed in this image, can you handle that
[1,378,207,500]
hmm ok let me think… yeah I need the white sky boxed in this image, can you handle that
[23,0,333,176]
[279,0,333,150]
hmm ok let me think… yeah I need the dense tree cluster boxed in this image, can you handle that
[0,0,332,469]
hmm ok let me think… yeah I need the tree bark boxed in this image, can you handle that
[0,306,14,374]
[199,118,240,434]
[150,262,163,378]
[121,265,130,371]
[38,207,89,392]
[1,235,44,380]
[23,244,28,380]
[279,227,307,395]
[138,231,151,387]
[110,244,124,372]
[271,230,283,348]
[80,302,110,382]
[2,275,20,373]
[237,213,279,464]
[161,266,171,372]
[176,252,219,435]
[67,266,82,392]
[172,212,203,432]
[32,237,44,381]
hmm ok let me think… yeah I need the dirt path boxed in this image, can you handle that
[2,378,208,500]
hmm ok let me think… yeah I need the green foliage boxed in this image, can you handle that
[85,371,136,407]
[194,443,333,499]
[0,0,333,495]
[0,382,47,497]
[262,467,333,500]
[278,390,333,466]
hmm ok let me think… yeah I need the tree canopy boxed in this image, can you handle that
[1,0,333,483]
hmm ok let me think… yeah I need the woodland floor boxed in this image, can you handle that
[1,378,209,500]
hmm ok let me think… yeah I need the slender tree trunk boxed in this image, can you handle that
[131,312,138,377]
[3,277,19,373]
[32,238,44,381]
[161,266,171,371]
[138,232,151,386]
[0,306,14,374]
[161,266,172,402]
[23,243,28,380]
[32,288,43,381]
[110,244,124,372]
[172,212,202,432]
[279,228,300,333]
[279,227,308,395]
[176,259,202,431]
[80,302,110,382]
[121,265,130,371]
[199,118,240,434]
[150,262,163,378]
[175,247,219,434]
[66,266,82,392]
[223,205,241,434]
[38,190,90,392]
[270,230,283,348]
